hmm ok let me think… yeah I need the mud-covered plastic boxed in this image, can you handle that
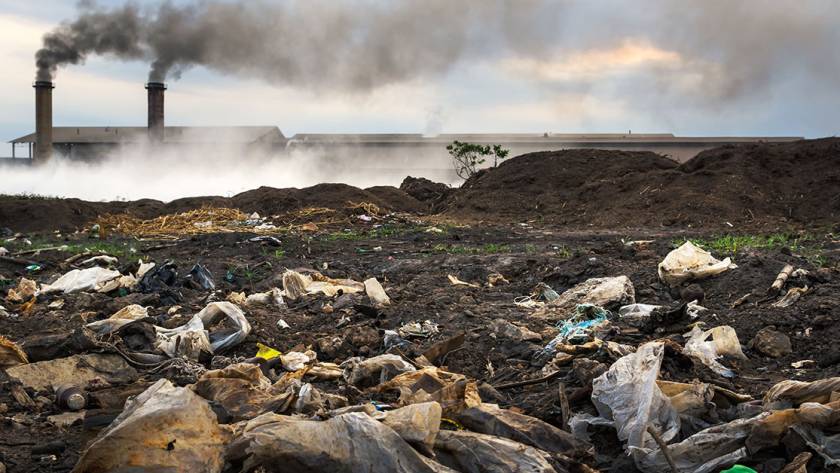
[72,379,227,473]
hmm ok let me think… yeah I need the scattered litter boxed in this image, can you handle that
[5,354,138,391]
[40,267,122,294]
[155,301,251,360]
[6,277,37,302]
[364,277,391,306]
[658,241,736,286]
[448,274,479,288]
[398,320,439,338]
[0,335,28,368]
[80,255,118,267]
[184,263,215,290]
[281,269,364,299]
[538,276,635,317]
[772,285,809,308]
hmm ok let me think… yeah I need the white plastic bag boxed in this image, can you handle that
[585,341,680,452]
[658,241,736,286]
[683,325,747,378]
[364,277,391,307]
[40,267,122,294]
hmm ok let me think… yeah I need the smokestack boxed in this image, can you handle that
[145,82,166,142]
[33,81,54,163]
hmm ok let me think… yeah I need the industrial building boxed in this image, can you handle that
[5,81,803,165]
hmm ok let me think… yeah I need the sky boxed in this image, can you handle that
[2,0,839,156]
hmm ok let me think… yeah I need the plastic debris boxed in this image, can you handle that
[6,277,37,302]
[771,285,809,308]
[448,274,480,288]
[398,320,439,338]
[342,354,417,388]
[364,277,391,306]
[0,335,28,368]
[184,263,215,290]
[155,301,251,360]
[538,276,635,317]
[571,342,680,455]
[658,241,737,286]
[74,379,227,473]
[683,325,747,378]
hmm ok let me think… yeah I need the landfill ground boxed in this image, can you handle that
[1,140,839,473]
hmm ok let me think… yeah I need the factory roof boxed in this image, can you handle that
[287,133,803,144]
[10,126,285,144]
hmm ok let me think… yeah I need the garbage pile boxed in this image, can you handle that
[0,228,837,473]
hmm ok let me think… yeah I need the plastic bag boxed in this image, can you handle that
[582,341,680,453]
[618,303,661,326]
[374,401,442,454]
[539,276,635,317]
[763,377,840,410]
[658,241,736,286]
[73,379,227,473]
[364,277,391,306]
[155,301,251,359]
[434,430,557,473]
[456,403,589,455]
[40,267,122,294]
[341,354,416,388]
[226,412,448,473]
[683,325,747,378]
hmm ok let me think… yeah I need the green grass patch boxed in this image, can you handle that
[673,233,825,262]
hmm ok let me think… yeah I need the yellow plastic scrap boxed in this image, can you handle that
[255,342,283,361]
[0,335,28,368]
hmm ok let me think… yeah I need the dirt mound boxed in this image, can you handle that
[0,183,423,233]
[444,138,840,229]
[400,176,452,203]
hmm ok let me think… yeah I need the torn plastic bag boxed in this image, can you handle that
[6,277,37,302]
[341,353,416,388]
[86,304,149,335]
[763,377,840,410]
[683,325,747,378]
[6,353,138,391]
[536,304,609,364]
[658,241,736,286]
[583,341,680,453]
[226,412,453,473]
[456,403,590,455]
[281,270,364,299]
[618,303,661,327]
[155,302,251,360]
[0,335,28,368]
[746,401,840,454]
[364,277,391,306]
[138,260,181,304]
[245,288,285,307]
[634,415,766,473]
[433,430,557,473]
[40,267,122,294]
[372,367,482,416]
[73,379,227,473]
[537,276,635,317]
[193,363,296,422]
[792,423,840,467]
[184,263,215,290]
[373,401,442,455]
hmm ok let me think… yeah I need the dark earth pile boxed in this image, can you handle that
[445,138,840,229]
[2,138,839,234]
[0,183,424,233]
